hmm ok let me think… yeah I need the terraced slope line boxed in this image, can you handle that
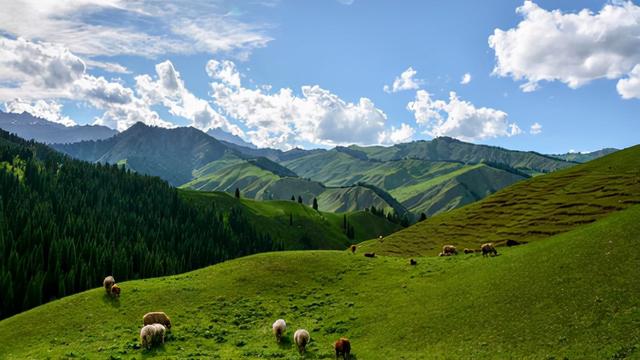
[361,145,640,256]
[1,206,639,359]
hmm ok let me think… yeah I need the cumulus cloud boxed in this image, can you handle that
[0,1,271,60]
[460,73,472,85]
[529,122,542,135]
[136,60,242,135]
[617,64,640,99]
[489,1,640,97]
[208,60,400,149]
[384,67,422,93]
[378,123,415,144]
[407,90,521,141]
[4,99,76,126]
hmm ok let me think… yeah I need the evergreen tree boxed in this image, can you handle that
[291,195,295,201]
[419,212,427,221]
[297,196,303,204]
[289,213,293,226]
[235,188,240,199]
[312,197,318,211]
[343,214,347,230]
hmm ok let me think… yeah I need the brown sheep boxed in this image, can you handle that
[110,284,121,297]
[350,245,357,254]
[334,337,351,359]
[442,245,458,256]
[463,248,475,254]
[103,276,115,294]
[410,259,417,265]
[481,243,498,257]
[364,252,375,258]
[143,312,172,330]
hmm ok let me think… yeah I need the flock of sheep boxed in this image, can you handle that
[102,276,352,358]
[351,239,500,261]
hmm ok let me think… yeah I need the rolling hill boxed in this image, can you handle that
[550,148,618,163]
[361,144,640,256]
[1,205,638,359]
[181,190,402,249]
[0,111,117,144]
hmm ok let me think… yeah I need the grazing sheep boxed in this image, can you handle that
[364,252,375,258]
[103,276,115,294]
[110,284,121,297]
[294,329,310,354]
[140,323,166,349]
[334,337,351,360]
[143,312,172,330]
[464,248,475,254]
[272,319,286,343]
[442,245,458,256]
[410,259,417,265]
[481,243,498,257]
[350,245,357,254]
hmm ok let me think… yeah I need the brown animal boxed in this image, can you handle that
[110,284,121,297]
[410,259,417,265]
[442,245,458,256]
[364,252,375,258]
[143,312,172,330]
[481,243,498,257]
[464,248,475,254]
[350,245,357,254]
[334,337,351,360]
[103,276,115,294]
[272,319,286,343]
[294,329,310,354]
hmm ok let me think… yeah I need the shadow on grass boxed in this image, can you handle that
[102,293,121,308]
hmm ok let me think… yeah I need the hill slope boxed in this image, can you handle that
[1,206,639,359]
[181,190,402,249]
[362,145,640,256]
[550,148,618,163]
[0,111,117,144]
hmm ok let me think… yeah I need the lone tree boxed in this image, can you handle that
[297,195,303,204]
[312,197,318,211]
[419,212,427,221]
[235,188,240,199]
[291,195,296,201]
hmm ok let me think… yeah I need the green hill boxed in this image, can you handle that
[2,205,639,359]
[550,148,618,163]
[361,145,640,256]
[181,190,403,249]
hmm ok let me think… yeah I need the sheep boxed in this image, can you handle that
[294,329,310,354]
[140,323,166,350]
[442,245,458,256]
[110,284,121,297]
[410,259,417,265]
[364,252,375,258]
[143,312,172,330]
[334,337,351,359]
[481,243,498,257]
[272,319,286,343]
[350,245,357,254]
[103,276,115,294]
[463,248,475,254]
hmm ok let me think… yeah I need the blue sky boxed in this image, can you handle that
[0,0,638,153]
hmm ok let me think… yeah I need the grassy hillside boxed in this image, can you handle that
[181,190,402,249]
[550,148,618,163]
[362,145,640,256]
[2,205,639,359]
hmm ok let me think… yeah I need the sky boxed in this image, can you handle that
[0,0,638,153]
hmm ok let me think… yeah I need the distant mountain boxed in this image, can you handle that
[207,127,257,148]
[53,122,236,186]
[0,111,117,144]
[549,148,618,163]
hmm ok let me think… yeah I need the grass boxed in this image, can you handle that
[180,190,402,249]
[1,205,639,359]
[361,144,640,256]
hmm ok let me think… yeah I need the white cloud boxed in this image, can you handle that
[529,122,542,135]
[337,0,355,5]
[135,60,243,135]
[378,123,415,144]
[0,1,271,59]
[208,61,396,149]
[4,99,76,126]
[617,64,640,99]
[384,67,422,93]
[407,90,521,141]
[489,1,640,97]
[460,73,472,85]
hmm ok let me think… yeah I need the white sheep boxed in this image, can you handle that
[294,329,310,354]
[272,319,286,343]
[103,276,115,294]
[143,312,172,330]
[140,323,166,350]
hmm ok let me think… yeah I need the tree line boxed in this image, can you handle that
[0,130,281,320]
